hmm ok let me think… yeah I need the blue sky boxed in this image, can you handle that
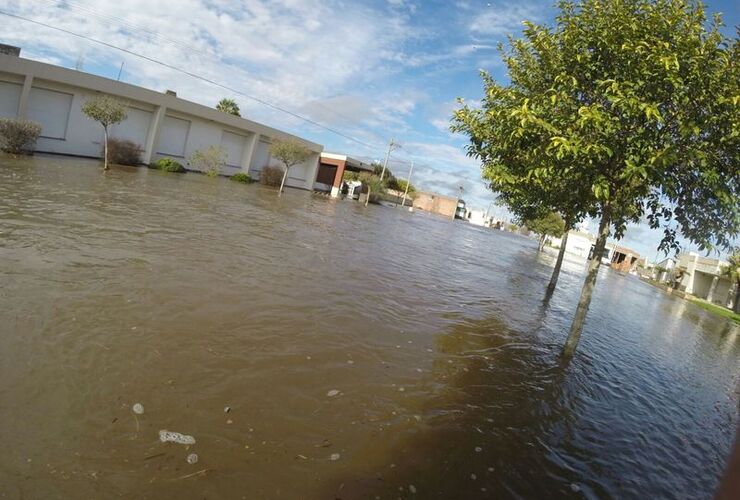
[2,0,738,259]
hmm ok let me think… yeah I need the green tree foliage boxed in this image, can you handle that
[270,139,312,196]
[81,95,128,170]
[216,98,241,117]
[190,145,226,177]
[721,250,740,314]
[452,0,739,357]
[524,212,566,251]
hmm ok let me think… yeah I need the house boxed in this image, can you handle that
[599,244,641,273]
[550,230,595,258]
[465,209,491,227]
[413,191,458,219]
[314,153,374,197]
[654,257,676,282]
[674,252,732,305]
[0,49,322,188]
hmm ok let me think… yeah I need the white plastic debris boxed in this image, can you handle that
[132,403,144,415]
[329,453,340,461]
[326,389,340,397]
[475,446,482,452]
[570,483,581,493]
[224,406,231,413]
[409,484,417,494]
[158,430,196,445]
[187,453,199,464]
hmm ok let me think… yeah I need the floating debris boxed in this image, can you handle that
[132,403,144,415]
[186,453,198,464]
[226,419,233,425]
[570,483,581,493]
[471,473,477,480]
[159,430,196,445]
[224,406,231,413]
[347,360,354,365]
[398,387,405,392]
[326,389,340,397]
[329,453,340,461]
[409,484,417,494]
[475,446,482,452]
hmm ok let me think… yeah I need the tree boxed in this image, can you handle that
[270,139,312,196]
[452,0,739,357]
[524,212,566,251]
[190,145,226,177]
[216,98,241,117]
[81,95,127,170]
[721,250,740,314]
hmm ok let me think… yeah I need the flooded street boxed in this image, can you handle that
[0,155,738,499]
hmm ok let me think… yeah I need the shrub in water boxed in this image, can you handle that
[0,118,42,154]
[152,157,186,173]
[260,166,284,187]
[231,172,252,183]
[190,145,226,177]
[106,138,142,165]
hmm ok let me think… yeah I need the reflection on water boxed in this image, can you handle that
[0,155,737,499]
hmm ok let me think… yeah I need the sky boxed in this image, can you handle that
[1,0,738,260]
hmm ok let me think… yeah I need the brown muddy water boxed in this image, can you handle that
[0,155,738,500]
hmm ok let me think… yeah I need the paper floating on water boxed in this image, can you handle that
[159,430,196,445]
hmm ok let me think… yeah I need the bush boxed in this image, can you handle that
[0,118,42,154]
[260,165,284,187]
[231,172,252,183]
[190,145,226,177]
[152,157,186,173]
[106,138,142,165]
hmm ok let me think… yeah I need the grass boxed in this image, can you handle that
[687,296,740,324]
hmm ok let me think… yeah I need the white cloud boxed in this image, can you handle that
[469,3,540,37]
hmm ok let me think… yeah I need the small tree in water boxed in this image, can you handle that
[524,212,565,252]
[453,0,739,357]
[81,95,127,170]
[190,145,226,177]
[216,98,241,117]
[270,139,311,196]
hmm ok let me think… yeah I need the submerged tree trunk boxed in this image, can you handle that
[538,235,546,252]
[547,229,570,294]
[562,207,611,358]
[278,167,288,196]
[103,126,109,170]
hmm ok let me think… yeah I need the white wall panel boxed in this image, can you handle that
[220,131,246,167]
[250,139,271,174]
[0,81,21,118]
[111,107,152,148]
[156,115,190,157]
[28,87,72,139]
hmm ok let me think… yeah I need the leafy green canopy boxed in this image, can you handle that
[270,139,311,169]
[81,95,127,128]
[524,212,566,238]
[453,0,738,254]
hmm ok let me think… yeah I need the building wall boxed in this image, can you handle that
[413,192,457,218]
[0,54,322,190]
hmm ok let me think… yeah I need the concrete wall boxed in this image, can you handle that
[413,192,457,219]
[0,54,322,190]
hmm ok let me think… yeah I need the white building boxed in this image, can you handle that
[550,230,595,258]
[0,51,322,189]
[466,209,492,227]
[675,252,732,305]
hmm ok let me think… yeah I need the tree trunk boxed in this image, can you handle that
[734,283,740,314]
[278,167,288,196]
[538,235,546,252]
[103,126,109,170]
[562,207,611,358]
[365,186,371,207]
[547,229,569,294]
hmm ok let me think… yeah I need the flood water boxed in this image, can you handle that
[0,155,738,499]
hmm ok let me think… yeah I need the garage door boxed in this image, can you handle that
[27,87,73,139]
[156,115,190,157]
[111,107,152,148]
[220,131,246,167]
[0,81,21,118]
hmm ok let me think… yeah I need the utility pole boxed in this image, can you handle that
[379,138,399,182]
[117,61,125,81]
[401,161,414,208]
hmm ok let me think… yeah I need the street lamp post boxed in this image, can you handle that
[401,161,414,208]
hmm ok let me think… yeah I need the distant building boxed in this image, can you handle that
[550,230,595,258]
[413,191,457,219]
[454,199,467,219]
[466,209,492,227]
[597,243,641,273]
[315,153,374,197]
[674,252,732,305]
[654,257,676,282]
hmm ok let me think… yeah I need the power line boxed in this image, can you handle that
[0,9,383,153]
